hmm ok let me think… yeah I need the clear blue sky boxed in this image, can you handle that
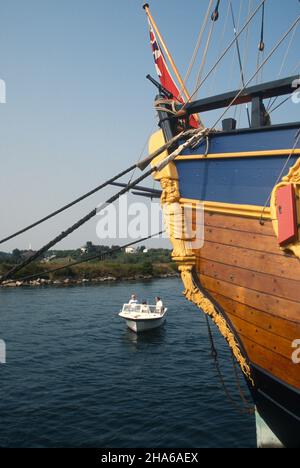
[0,0,299,252]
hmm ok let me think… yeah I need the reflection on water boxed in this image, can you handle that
[122,324,167,349]
[0,279,256,448]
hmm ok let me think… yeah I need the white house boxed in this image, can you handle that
[125,247,136,254]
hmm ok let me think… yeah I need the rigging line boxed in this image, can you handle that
[205,315,253,415]
[0,168,155,283]
[267,23,299,111]
[205,15,300,134]
[231,352,255,414]
[0,130,185,246]
[229,0,251,126]
[0,164,134,245]
[127,120,157,185]
[181,0,214,96]
[278,22,299,77]
[179,0,267,111]
[194,0,222,98]
[292,59,300,73]
[236,0,252,127]
[194,18,217,98]
[255,1,265,85]
[269,94,292,114]
[259,128,300,224]
[4,230,165,284]
[241,0,253,73]
[0,129,205,283]
[227,0,243,92]
[208,0,231,96]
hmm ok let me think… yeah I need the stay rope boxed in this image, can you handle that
[2,230,165,285]
[181,0,214,98]
[0,128,205,283]
[0,131,186,246]
[205,315,254,415]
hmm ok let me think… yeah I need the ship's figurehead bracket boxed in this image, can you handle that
[150,129,253,385]
[271,158,300,259]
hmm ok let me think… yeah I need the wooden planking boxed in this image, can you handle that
[241,336,300,389]
[211,292,300,339]
[200,274,300,322]
[203,212,275,237]
[197,241,300,281]
[202,225,291,256]
[226,313,295,361]
[198,259,300,303]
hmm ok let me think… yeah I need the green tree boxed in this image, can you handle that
[85,241,96,254]
[141,261,153,276]
[12,249,22,263]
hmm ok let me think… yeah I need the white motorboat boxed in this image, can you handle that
[119,303,167,333]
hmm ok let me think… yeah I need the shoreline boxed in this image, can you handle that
[0,272,179,289]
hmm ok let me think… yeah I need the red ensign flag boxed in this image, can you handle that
[148,20,199,128]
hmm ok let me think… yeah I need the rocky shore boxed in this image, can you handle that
[1,272,179,288]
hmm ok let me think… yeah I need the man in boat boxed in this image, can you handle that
[155,297,164,313]
[129,294,138,306]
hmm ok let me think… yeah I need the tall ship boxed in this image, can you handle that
[143,1,300,448]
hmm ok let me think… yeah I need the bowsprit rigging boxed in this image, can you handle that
[0,130,186,247]
[0,127,206,284]
[2,6,299,283]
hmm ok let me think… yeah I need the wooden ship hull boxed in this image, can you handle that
[149,77,300,448]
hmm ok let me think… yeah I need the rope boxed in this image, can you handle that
[181,0,214,97]
[269,95,292,114]
[0,164,134,246]
[278,22,299,76]
[204,15,300,134]
[208,0,231,96]
[241,0,253,77]
[292,60,300,73]
[227,0,243,92]
[0,131,186,246]
[194,20,217,99]
[194,0,222,99]
[259,128,300,224]
[2,230,165,285]
[127,119,157,186]
[267,23,299,111]
[0,128,206,283]
[229,0,251,126]
[205,315,254,415]
[179,0,267,110]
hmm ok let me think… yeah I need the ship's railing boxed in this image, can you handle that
[122,304,164,315]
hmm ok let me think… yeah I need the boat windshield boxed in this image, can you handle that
[122,304,162,314]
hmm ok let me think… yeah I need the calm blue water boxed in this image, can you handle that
[0,278,256,448]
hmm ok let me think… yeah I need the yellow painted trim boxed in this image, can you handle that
[176,149,300,161]
[180,198,271,219]
[149,130,179,181]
